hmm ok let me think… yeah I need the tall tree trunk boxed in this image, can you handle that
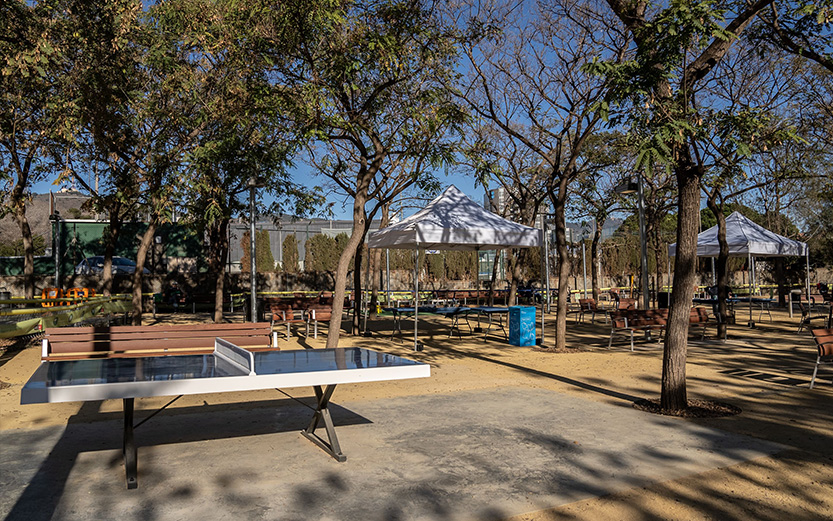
[327,192,370,349]
[208,218,229,323]
[102,207,123,297]
[352,240,365,335]
[591,225,602,302]
[774,259,786,306]
[369,244,381,315]
[131,219,157,325]
[14,206,36,299]
[488,249,501,306]
[552,178,570,350]
[660,154,701,412]
[707,199,730,338]
[507,249,521,305]
[369,203,392,311]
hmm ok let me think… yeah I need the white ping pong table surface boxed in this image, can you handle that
[21,339,430,489]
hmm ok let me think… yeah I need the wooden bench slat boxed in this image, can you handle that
[46,344,279,360]
[48,335,269,354]
[811,329,833,358]
[45,328,271,342]
[45,323,271,336]
[43,323,275,360]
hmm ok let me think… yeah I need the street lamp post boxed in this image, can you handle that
[615,175,650,310]
[580,222,591,299]
[247,176,261,322]
[636,175,650,310]
[49,210,61,287]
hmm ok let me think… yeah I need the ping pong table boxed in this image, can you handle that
[20,339,430,489]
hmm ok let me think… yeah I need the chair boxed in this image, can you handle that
[578,298,607,324]
[797,299,825,333]
[305,292,334,339]
[269,299,305,339]
[809,328,833,389]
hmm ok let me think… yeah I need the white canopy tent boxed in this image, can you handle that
[669,211,810,325]
[367,185,543,350]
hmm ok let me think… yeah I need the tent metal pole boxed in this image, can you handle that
[541,223,549,346]
[545,222,551,313]
[748,252,754,327]
[386,249,390,307]
[362,249,371,336]
[476,246,481,308]
[473,247,483,333]
[582,241,588,299]
[414,247,420,351]
[806,250,811,305]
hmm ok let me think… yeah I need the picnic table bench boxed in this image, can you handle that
[608,309,668,351]
[266,293,335,340]
[608,307,717,351]
[42,322,278,360]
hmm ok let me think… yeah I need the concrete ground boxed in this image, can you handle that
[0,306,831,520]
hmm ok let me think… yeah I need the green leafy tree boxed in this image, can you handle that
[240,230,253,273]
[592,0,828,412]
[454,0,629,349]
[57,0,144,296]
[305,234,336,273]
[163,0,319,321]
[256,229,275,273]
[1,1,78,297]
[282,234,299,274]
[0,235,46,257]
[260,0,465,344]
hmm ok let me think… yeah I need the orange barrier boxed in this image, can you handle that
[41,288,64,307]
[42,287,96,307]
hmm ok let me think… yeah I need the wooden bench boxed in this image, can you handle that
[607,307,717,350]
[689,306,720,341]
[608,309,668,351]
[810,328,833,389]
[42,322,277,360]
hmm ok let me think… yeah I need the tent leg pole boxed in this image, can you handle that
[541,221,549,347]
[473,247,482,332]
[414,247,420,351]
[748,253,754,328]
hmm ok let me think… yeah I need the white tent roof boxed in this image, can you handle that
[668,211,808,257]
[367,185,542,250]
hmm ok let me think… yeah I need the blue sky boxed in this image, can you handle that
[31,168,487,221]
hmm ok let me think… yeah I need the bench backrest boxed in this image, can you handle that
[610,309,668,327]
[811,328,833,358]
[618,298,637,310]
[579,298,598,312]
[44,322,273,360]
[689,307,711,323]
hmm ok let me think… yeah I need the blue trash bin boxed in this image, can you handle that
[509,306,536,346]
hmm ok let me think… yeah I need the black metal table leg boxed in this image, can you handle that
[301,385,347,462]
[123,398,138,489]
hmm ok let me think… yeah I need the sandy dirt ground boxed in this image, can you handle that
[1,307,831,520]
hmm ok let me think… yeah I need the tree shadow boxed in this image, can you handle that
[2,396,369,521]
